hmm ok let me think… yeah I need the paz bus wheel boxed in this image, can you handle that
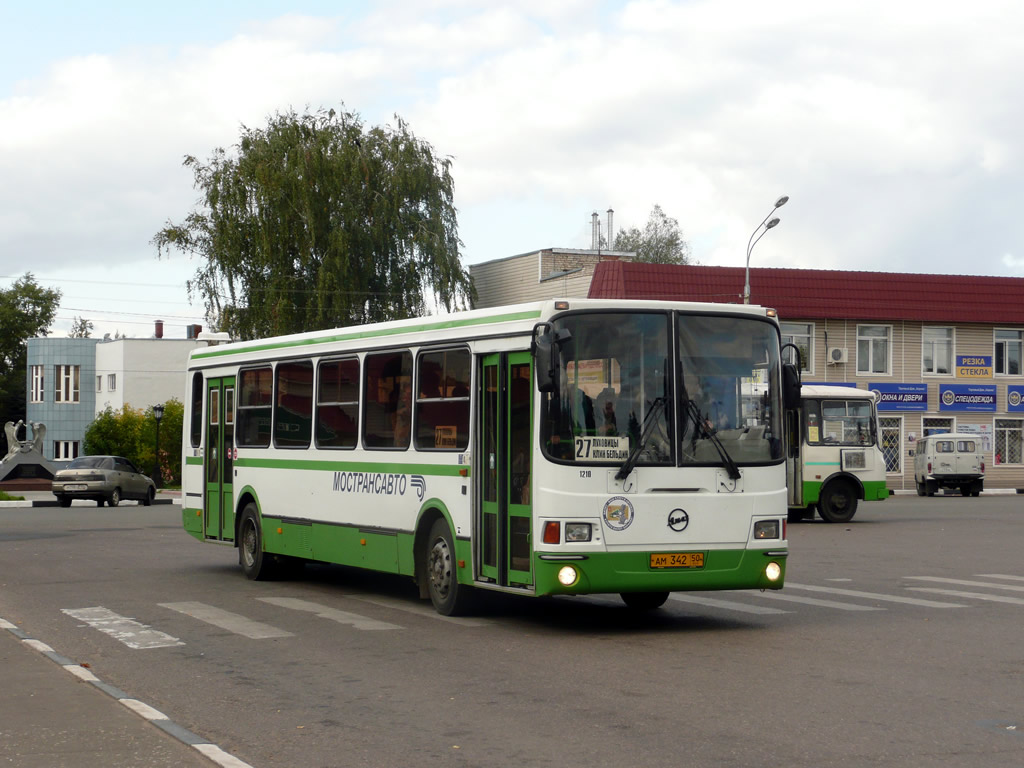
[818,480,858,523]
[239,504,273,580]
[621,591,669,610]
[425,518,474,616]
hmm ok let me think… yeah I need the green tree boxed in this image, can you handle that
[83,400,185,485]
[0,274,61,454]
[69,316,94,338]
[613,204,693,265]
[153,107,472,340]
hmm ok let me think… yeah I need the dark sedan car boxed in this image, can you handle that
[51,455,156,507]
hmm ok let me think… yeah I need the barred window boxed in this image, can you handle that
[995,419,1022,465]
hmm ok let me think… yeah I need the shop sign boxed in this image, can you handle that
[870,382,928,411]
[956,355,993,378]
[939,383,996,412]
[1008,385,1024,413]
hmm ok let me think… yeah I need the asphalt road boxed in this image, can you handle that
[2,495,1023,768]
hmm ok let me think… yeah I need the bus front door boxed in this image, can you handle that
[479,353,533,588]
[204,377,235,541]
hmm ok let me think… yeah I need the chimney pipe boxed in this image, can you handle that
[607,208,614,248]
[591,212,599,250]
[154,319,164,339]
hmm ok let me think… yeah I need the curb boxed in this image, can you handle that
[0,615,253,768]
[0,498,176,508]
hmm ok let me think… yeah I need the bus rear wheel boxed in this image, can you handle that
[621,591,669,610]
[818,480,858,523]
[425,518,474,616]
[239,504,272,580]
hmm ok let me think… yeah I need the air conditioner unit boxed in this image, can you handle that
[828,347,849,364]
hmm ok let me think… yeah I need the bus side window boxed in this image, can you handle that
[415,349,470,451]
[363,350,412,449]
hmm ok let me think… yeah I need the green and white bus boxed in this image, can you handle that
[786,384,889,524]
[181,298,797,615]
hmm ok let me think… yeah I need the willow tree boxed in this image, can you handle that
[153,107,472,340]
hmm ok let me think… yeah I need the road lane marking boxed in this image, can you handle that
[754,592,885,611]
[257,597,402,630]
[976,574,1024,582]
[159,602,294,639]
[668,594,789,614]
[784,582,966,608]
[345,594,491,626]
[61,607,185,649]
[905,576,1024,592]
[908,588,1024,606]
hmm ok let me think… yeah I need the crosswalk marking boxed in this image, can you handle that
[257,597,402,630]
[906,576,1024,592]
[346,594,491,627]
[784,582,967,608]
[753,592,884,611]
[668,594,789,615]
[159,602,293,639]
[62,607,184,649]
[907,587,1024,606]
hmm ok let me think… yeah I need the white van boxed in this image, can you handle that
[912,434,985,497]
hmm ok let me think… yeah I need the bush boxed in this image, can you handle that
[83,399,184,485]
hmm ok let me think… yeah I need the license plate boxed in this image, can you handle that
[650,552,705,569]
[65,483,88,492]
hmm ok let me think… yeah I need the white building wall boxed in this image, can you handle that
[95,339,203,414]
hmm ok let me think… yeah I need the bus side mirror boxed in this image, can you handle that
[532,324,570,393]
[782,363,801,410]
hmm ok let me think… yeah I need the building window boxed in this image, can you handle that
[995,419,1023,464]
[54,441,79,460]
[55,365,80,403]
[96,375,102,392]
[31,366,45,403]
[857,325,891,375]
[107,374,116,392]
[922,417,953,436]
[995,329,1022,376]
[922,327,953,375]
[781,322,813,373]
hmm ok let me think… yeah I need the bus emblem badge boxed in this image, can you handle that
[410,475,426,501]
[667,509,689,532]
[602,496,634,531]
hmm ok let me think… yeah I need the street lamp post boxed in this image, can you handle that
[743,195,789,304]
[152,403,165,489]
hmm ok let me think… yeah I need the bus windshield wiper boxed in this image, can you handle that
[683,397,741,481]
[615,397,667,481]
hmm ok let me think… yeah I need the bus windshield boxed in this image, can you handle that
[539,311,783,466]
[805,398,875,446]
[678,314,783,465]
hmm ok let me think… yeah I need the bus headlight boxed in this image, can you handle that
[564,523,592,542]
[754,520,780,539]
[765,562,782,582]
[557,565,579,586]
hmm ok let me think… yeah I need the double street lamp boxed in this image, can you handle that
[152,403,165,489]
[743,195,789,304]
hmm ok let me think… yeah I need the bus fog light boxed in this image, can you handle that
[564,523,592,542]
[557,566,578,586]
[754,520,780,539]
[765,561,782,582]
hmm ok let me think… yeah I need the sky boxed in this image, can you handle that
[2,0,1022,340]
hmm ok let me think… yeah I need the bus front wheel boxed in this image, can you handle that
[425,518,475,616]
[818,480,858,523]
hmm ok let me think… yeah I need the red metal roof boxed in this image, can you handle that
[587,262,1024,324]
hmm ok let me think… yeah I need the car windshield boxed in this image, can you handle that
[67,456,112,469]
